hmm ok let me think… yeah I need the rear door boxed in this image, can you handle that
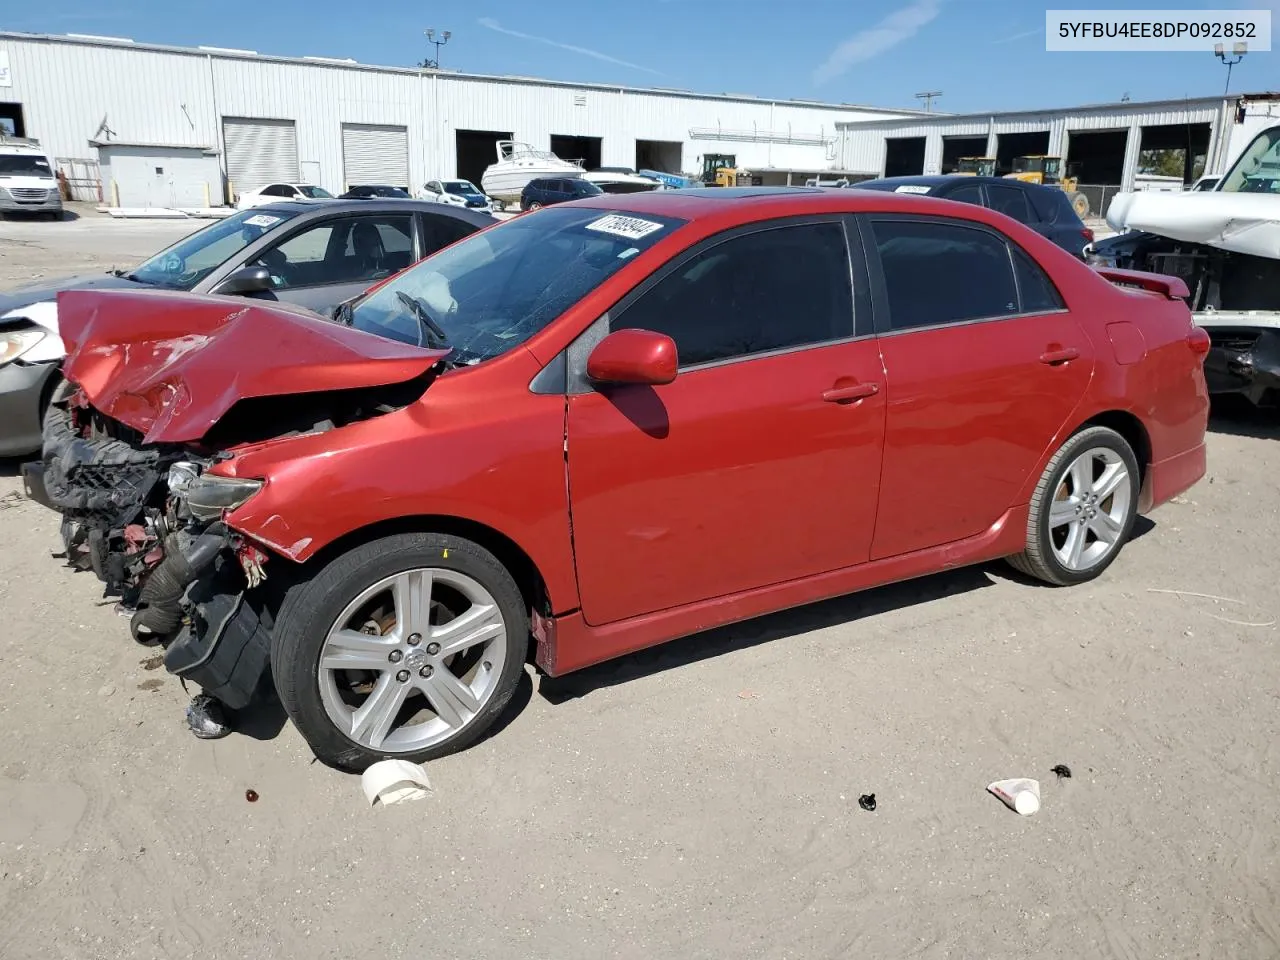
[566,216,887,625]
[861,214,1094,560]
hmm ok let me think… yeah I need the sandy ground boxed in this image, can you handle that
[0,214,1277,960]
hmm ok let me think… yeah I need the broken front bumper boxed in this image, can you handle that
[25,397,275,710]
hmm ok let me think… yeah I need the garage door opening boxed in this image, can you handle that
[1137,122,1212,184]
[223,117,299,200]
[1063,129,1128,213]
[941,135,990,174]
[455,129,513,189]
[550,135,601,170]
[0,102,25,138]
[635,139,683,173]
[995,131,1050,176]
[342,123,409,191]
[884,137,926,177]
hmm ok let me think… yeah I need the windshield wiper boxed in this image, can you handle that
[331,296,357,326]
[395,290,451,350]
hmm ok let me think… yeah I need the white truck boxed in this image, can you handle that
[1091,99,1280,408]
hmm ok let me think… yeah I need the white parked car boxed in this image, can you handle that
[419,179,493,211]
[235,182,335,209]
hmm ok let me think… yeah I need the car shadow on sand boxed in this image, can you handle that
[1207,397,1280,441]
[537,515,1157,704]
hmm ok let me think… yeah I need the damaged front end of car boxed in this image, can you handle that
[22,288,448,718]
[24,381,278,709]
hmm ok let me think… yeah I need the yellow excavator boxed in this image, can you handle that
[700,153,762,187]
[1005,155,1090,217]
[954,156,997,177]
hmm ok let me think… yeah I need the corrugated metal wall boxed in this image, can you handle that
[0,33,912,202]
[837,99,1232,185]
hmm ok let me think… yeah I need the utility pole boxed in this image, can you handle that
[914,90,942,112]
[421,28,451,69]
[1214,42,1246,95]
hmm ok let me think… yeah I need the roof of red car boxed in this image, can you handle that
[571,185,986,224]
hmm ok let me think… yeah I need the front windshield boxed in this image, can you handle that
[0,155,55,178]
[1042,158,1061,179]
[1220,127,1280,194]
[573,180,604,196]
[444,181,479,195]
[127,207,299,289]
[298,185,334,198]
[348,206,687,362]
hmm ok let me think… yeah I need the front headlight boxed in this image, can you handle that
[185,474,264,521]
[0,328,46,365]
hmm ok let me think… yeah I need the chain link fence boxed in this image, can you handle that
[1075,184,1128,221]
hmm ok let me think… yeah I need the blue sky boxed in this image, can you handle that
[6,1,1276,112]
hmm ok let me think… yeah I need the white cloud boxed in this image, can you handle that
[812,0,943,85]
[991,27,1042,44]
[477,17,663,76]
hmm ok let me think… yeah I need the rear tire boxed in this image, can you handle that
[1008,425,1139,586]
[271,533,529,772]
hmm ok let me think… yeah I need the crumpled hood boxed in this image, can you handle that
[0,272,148,317]
[1106,190,1280,260]
[57,288,448,445]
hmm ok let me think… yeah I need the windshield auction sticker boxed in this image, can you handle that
[244,214,282,227]
[585,215,665,241]
[1046,9,1271,50]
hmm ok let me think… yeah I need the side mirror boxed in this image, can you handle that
[586,329,678,386]
[213,264,274,295]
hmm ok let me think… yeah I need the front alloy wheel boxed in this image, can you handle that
[318,568,508,752]
[272,533,528,771]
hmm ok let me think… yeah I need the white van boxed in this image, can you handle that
[0,136,63,220]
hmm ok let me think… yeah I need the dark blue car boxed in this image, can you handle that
[852,175,1095,258]
[520,176,603,211]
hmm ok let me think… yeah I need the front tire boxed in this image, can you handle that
[1008,425,1139,586]
[271,533,528,772]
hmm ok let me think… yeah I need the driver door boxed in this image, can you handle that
[567,217,887,626]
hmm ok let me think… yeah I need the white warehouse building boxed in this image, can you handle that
[0,31,922,207]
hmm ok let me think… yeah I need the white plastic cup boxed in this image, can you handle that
[988,778,1042,816]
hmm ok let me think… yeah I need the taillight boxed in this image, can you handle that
[1187,326,1211,358]
[1082,227,1095,244]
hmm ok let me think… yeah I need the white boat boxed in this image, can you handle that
[583,169,663,194]
[480,141,584,204]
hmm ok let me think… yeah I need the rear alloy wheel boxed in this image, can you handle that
[1008,425,1139,586]
[272,533,528,771]
[528,201,542,210]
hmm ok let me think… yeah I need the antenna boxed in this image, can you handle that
[914,90,942,112]
[94,114,116,141]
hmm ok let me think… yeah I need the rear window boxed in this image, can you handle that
[1027,187,1082,225]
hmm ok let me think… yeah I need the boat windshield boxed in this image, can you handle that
[347,206,687,362]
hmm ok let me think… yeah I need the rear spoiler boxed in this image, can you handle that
[1092,266,1190,301]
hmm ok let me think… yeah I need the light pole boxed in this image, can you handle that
[422,28,451,69]
[914,90,942,112]
[1214,42,1246,95]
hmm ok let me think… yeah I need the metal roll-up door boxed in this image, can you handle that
[223,118,299,195]
[341,123,410,189]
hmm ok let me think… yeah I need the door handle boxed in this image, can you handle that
[822,382,879,403]
[1039,347,1080,365]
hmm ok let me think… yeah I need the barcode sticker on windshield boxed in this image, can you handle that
[585,215,664,241]
[893,185,932,194]
[244,214,282,227]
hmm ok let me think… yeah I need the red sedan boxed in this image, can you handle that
[31,187,1210,770]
